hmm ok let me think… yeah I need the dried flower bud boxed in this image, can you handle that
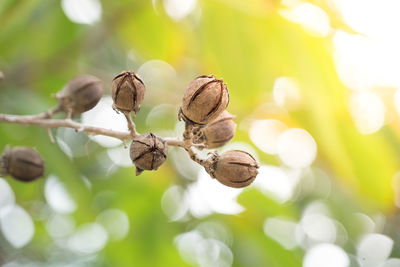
[130,133,168,175]
[192,111,236,148]
[181,75,229,125]
[1,146,45,182]
[207,150,259,188]
[56,74,104,116]
[112,71,146,114]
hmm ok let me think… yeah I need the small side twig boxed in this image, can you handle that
[182,122,211,167]
[35,105,62,120]
[165,138,184,147]
[123,112,138,137]
[47,128,55,144]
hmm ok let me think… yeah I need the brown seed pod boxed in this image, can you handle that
[56,74,104,116]
[111,71,146,114]
[206,150,259,188]
[180,75,229,125]
[192,111,237,148]
[1,146,45,182]
[129,133,168,175]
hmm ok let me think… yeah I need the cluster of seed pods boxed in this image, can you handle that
[1,71,259,188]
[110,71,259,188]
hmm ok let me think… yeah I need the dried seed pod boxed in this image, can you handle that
[111,71,146,114]
[207,150,259,188]
[180,75,229,125]
[0,71,4,81]
[192,111,236,148]
[56,74,104,116]
[130,133,168,175]
[1,146,45,182]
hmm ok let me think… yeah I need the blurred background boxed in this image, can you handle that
[0,0,400,266]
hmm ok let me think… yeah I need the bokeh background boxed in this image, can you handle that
[1,0,400,266]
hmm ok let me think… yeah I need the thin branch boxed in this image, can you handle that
[0,113,132,141]
[0,112,186,147]
[12,105,62,121]
[0,105,220,181]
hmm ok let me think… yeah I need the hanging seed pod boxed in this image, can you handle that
[111,71,146,114]
[0,71,4,81]
[56,74,104,116]
[1,146,45,182]
[180,75,229,125]
[206,150,259,188]
[192,111,236,148]
[130,133,168,175]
